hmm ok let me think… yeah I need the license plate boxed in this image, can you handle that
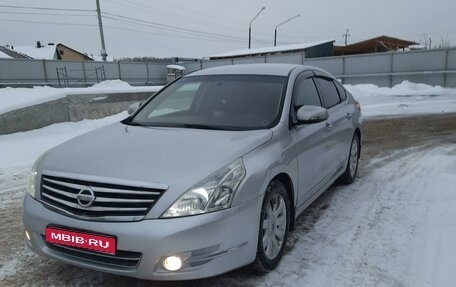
[45,226,116,255]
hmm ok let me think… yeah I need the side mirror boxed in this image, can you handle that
[127,102,141,115]
[296,105,329,124]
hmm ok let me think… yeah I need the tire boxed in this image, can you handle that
[339,133,360,184]
[253,180,290,273]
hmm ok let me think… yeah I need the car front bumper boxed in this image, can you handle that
[22,194,261,280]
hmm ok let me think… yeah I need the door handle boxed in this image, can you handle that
[325,122,333,132]
[346,112,353,120]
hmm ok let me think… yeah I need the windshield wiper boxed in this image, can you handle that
[122,118,147,126]
[123,120,237,130]
[169,124,235,131]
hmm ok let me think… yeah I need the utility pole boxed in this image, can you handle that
[96,0,108,61]
[343,28,351,46]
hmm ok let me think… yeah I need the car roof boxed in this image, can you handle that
[186,64,304,77]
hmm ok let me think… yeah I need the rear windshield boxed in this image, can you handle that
[130,75,287,130]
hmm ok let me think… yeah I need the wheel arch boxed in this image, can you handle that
[354,127,362,158]
[271,173,296,231]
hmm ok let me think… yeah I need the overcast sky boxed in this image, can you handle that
[1,0,455,59]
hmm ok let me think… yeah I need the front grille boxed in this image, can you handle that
[44,237,142,269]
[40,174,166,221]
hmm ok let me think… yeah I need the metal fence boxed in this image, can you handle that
[1,48,456,88]
[0,58,168,87]
[181,48,456,88]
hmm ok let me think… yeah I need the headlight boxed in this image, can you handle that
[161,158,246,218]
[26,152,48,198]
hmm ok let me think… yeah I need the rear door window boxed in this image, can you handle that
[314,77,341,109]
[334,80,347,101]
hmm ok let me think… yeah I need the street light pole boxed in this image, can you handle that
[274,14,300,47]
[96,0,108,61]
[249,7,266,49]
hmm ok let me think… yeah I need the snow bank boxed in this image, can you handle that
[345,81,456,117]
[0,81,163,114]
[0,112,128,170]
[345,80,450,98]
[90,79,133,89]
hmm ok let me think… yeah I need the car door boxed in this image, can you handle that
[313,75,352,174]
[333,79,356,158]
[289,72,335,207]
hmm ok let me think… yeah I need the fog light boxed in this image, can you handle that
[25,230,31,241]
[163,256,182,271]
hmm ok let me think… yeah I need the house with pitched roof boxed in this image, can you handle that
[0,41,93,61]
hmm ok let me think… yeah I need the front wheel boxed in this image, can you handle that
[253,180,290,272]
[339,133,360,184]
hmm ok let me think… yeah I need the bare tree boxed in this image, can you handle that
[421,34,432,49]
[438,33,452,49]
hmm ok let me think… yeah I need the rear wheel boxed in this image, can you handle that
[339,133,360,184]
[253,180,290,272]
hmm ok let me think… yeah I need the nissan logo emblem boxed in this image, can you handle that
[76,187,96,207]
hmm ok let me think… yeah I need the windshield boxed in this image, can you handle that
[130,75,287,130]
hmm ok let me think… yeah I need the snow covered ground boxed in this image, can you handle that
[0,112,128,173]
[345,81,456,117]
[0,80,162,114]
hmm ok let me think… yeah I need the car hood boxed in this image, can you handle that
[41,122,272,187]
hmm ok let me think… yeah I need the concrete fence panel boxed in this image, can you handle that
[83,61,120,82]
[393,50,446,72]
[119,62,148,84]
[233,57,265,64]
[147,63,168,84]
[202,59,232,69]
[2,48,456,88]
[46,60,84,86]
[345,53,392,75]
[182,62,202,74]
[447,49,456,70]
[0,58,45,86]
[266,53,302,64]
[303,57,344,76]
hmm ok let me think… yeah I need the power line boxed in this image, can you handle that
[0,11,96,17]
[108,0,289,40]
[102,12,250,42]
[0,4,299,46]
[0,17,249,45]
[104,25,249,45]
[0,18,97,27]
[108,0,247,34]
[102,15,247,44]
[102,12,295,45]
[129,0,244,25]
[0,4,94,13]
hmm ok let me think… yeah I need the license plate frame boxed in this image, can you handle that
[45,226,117,255]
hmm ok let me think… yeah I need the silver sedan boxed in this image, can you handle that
[23,64,362,280]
